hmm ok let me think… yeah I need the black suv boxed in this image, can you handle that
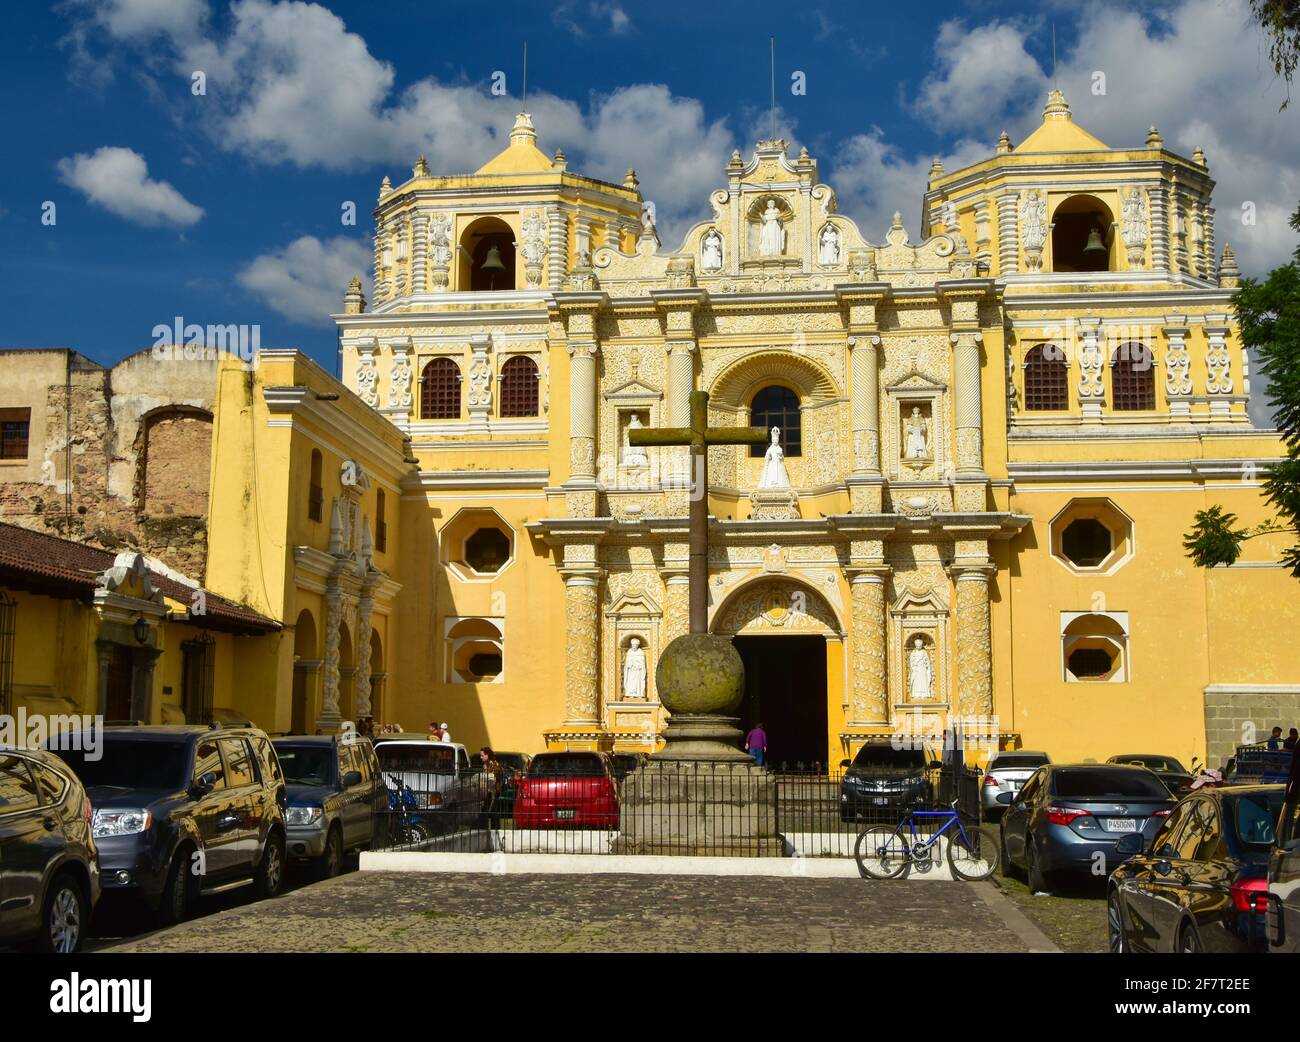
[840,743,935,822]
[0,747,100,952]
[50,724,287,924]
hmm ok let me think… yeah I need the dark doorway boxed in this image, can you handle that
[105,645,134,721]
[732,635,828,770]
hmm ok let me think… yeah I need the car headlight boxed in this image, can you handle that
[285,805,323,826]
[93,809,152,838]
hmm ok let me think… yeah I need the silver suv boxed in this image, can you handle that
[981,751,1050,820]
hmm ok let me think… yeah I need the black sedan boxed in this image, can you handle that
[1109,784,1284,953]
[998,764,1176,894]
[1105,754,1194,795]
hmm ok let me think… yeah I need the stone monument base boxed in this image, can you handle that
[653,713,751,762]
[614,759,783,857]
[750,486,799,520]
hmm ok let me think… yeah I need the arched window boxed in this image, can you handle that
[749,385,801,457]
[1023,344,1069,411]
[1051,194,1114,273]
[459,217,517,291]
[499,355,539,418]
[308,449,323,523]
[1111,343,1155,411]
[421,357,461,419]
[375,489,387,553]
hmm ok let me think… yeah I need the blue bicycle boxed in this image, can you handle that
[855,802,998,881]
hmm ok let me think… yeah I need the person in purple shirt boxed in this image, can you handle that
[745,723,768,766]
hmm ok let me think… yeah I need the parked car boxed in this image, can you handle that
[1266,747,1300,951]
[0,747,99,952]
[50,724,287,924]
[981,751,1051,820]
[1227,744,1293,784]
[272,735,384,877]
[839,742,935,822]
[1105,754,1194,795]
[513,753,619,829]
[998,764,1176,893]
[373,739,479,830]
[1109,785,1284,953]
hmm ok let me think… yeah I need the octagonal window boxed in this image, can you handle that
[1067,646,1114,678]
[1062,612,1129,683]
[1050,499,1134,575]
[465,527,510,574]
[441,508,516,581]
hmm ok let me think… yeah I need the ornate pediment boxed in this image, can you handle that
[887,369,948,393]
[604,377,662,400]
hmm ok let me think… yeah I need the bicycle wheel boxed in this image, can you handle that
[854,826,909,880]
[947,824,999,881]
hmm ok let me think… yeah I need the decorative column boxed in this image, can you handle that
[567,340,598,481]
[317,583,344,733]
[1076,317,1105,422]
[663,571,690,644]
[467,334,493,433]
[1170,181,1189,274]
[354,585,375,720]
[574,213,594,265]
[996,191,1019,275]
[848,335,881,476]
[848,571,889,725]
[355,337,379,408]
[1149,188,1169,272]
[547,207,567,289]
[953,565,994,718]
[1204,315,1234,418]
[373,219,387,306]
[384,337,414,427]
[562,572,601,727]
[951,329,985,473]
[1163,320,1192,418]
[410,213,428,295]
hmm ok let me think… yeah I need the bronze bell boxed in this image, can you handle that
[480,244,507,273]
[1083,225,1108,257]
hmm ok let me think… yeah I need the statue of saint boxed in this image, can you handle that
[907,637,934,701]
[701,229,723,271]
[818,225,840,266]
[622,637,647,700]
[622,414,648,467]
[758,427,791,488]
[758,200,785,256]
[904,407,930,460]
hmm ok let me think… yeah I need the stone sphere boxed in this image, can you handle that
[655,633,745,715]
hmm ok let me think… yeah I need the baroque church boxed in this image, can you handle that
[324,89,1296,769]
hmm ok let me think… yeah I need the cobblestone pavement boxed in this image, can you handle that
[102,871,1040,953]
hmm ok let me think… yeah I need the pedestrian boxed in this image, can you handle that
[1284,728,1299,752]
[440,722,453,744]
[478,747,502,824]
[744,721,768,767]
[1268,726,1284,751]
[428,721,443,740]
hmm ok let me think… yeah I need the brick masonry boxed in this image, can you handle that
[1204,685,1300,767]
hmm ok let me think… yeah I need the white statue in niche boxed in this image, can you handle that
[758,427,791,488]
[622,637,647,700]
[622,413,649,467]
[758,200,785,256]
[701,229,723,272]
[904,406,931,460]
[908,637,934,701]
[818,225,841,265]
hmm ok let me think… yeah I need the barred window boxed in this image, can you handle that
[1111,343,1155,411]
[499,355,539,418]
[749,385,801,457]
[181,632,216,725]
[308,449,323,523]
[0,408,30,460]
[421,357,462,420]
[1023,344,1069,411]
[375,489,387,553]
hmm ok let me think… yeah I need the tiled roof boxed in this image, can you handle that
[0,522,279,635]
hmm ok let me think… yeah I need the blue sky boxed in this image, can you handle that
[1,0,1296,376]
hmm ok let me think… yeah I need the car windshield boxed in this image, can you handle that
[57,739,190,791]
[853,745,925,770]
[1115,756,1186,774]
[529,755,605,777]
[991,754,1049,769]
[274,745,335,786]
[376,745,455,773]
[1053,768,1172,800]
[1233,791,1286,849]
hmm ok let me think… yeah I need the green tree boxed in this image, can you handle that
[1184,205,1300,574]
[1250,0,1300,108]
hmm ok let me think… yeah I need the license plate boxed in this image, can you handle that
[872,797,890,805]
[1104,818,1137,832]
[555,808,576,820]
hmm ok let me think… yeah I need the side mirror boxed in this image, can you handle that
[190,771,217,798]
[927,760,943,771]
[1115,833,1144,857]
[995,791,1015,806]
[342,771,362,788]
[839,759,851,769]
[1155,859,1173,876]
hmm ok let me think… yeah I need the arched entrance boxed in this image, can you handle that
[711,578,844,770]
[291,609,318,734]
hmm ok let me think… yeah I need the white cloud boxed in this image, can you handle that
[912,20,1047,131]
[56,146,204,227]
[236,235,372,326]
[86,0,208,43]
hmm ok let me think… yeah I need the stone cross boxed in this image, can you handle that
[629,390,768,634]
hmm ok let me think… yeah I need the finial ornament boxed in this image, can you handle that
[996,130,1012,154]
[1218,245,1241,288]
[1146,125,1163,147]
[1043,88,1070,120]
[413,155,429,178]
[624,168,639,189]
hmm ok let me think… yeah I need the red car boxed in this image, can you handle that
[512,753,620,829]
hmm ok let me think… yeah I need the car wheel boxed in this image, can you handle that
[254,831,285,899]
[38,873,87,954]
[1177,919,1203,954]
[1027,836,1051,894]
[158,849,196,926]
[1107,888,1128,953]
[318,826,343,880]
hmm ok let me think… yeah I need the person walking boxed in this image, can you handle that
[1284,728,1299,752]
[439,722,453,744]
[477,746,503,825]
[745,722,768,767]
[1269,726,1284,751]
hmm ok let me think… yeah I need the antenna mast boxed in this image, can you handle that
[522,41,528,108]
[770,36,776,140]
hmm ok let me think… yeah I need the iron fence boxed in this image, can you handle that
[372,759,978,858]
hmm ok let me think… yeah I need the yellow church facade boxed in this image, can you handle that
[307,90,1297,769]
